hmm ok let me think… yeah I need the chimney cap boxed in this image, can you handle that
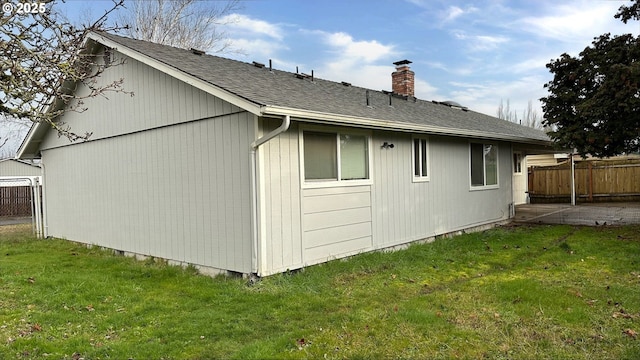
[393,59,412,66]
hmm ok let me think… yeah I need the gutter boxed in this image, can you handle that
[263,105,552,147]
[249,114,290,276]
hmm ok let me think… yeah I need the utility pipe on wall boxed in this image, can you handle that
[249,114,291,276]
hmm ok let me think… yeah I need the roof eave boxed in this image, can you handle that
[16,123,43,159]
[263,105,553,146]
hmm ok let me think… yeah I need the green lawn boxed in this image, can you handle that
[0,223,638,359]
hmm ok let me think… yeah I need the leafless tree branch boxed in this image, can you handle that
[1,0,130,142]
[497,99,544,130]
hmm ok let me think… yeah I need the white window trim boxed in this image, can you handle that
[299,125,373,189]
[412,136,430,183]
[469,141,499,191]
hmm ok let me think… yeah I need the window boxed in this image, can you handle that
[303,131,369,182]
[304,132,337,180]
[513,152,522,174]
[413,137,429,181]
[470,143,498,188]
[340,134,368,180]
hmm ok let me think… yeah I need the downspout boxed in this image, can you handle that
[509,144,515,218]
[250,115,291,276]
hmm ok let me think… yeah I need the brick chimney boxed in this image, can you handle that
[392,60,414,97]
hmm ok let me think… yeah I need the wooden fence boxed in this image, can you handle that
[0,186,33,217]
[528,159,640,203]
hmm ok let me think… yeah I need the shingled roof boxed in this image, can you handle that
[18,31,551,159]
[96,31,552,144]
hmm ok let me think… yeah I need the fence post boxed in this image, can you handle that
[571,154,576,206]
[588,162,593,202]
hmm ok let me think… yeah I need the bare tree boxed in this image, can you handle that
[0,0,130,142]
[118,0,242,53]
[497,98,517,122]
[497,99,543,130]
[520,100,543,129]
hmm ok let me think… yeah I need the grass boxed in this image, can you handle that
[0,223,639,359]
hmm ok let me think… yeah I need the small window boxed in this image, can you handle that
[470,143,498,188]
[413,137,429,181]
[303,130,369,183]
[513,152,522,174]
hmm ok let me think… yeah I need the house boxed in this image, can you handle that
[0,158,41,178]
[18,32,552,276]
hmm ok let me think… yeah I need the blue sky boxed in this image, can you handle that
[3,0,640,156]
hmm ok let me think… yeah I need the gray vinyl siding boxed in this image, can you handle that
[43,112,254,272]
[40,50,255,273]
[40,49,242,151]
[0,160,41,177]
[302,186,373,264]
[371,132,512,247]
[258,120,303,275]
[260,124,514,274]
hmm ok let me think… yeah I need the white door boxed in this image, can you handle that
[512,152,528,204]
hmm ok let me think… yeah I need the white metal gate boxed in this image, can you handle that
[0,177,44,237]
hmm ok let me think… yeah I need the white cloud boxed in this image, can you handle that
[453,31,509,51]
[442,5,479,22]
[518,2,637,48]
[509,57,551,74]
[323,32,396,63]
[444,6,464,22]
[414,78,442,100]
[230,38,288,60]
[320,63,392,91]
[301,30,401,91]
[221,14,284,40]
[448,75,548,117]
[474,35,509,50]
[221,14,291,62]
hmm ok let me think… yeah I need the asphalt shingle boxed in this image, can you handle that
[97,31,550,143]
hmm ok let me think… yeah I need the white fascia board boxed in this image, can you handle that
[263,105,552,146]
[86,32,264,116]
[16,121,46,159]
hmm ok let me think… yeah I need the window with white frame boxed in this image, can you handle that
[470,143,498,187]
[303,131,369,182]
[412,137,429,181]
